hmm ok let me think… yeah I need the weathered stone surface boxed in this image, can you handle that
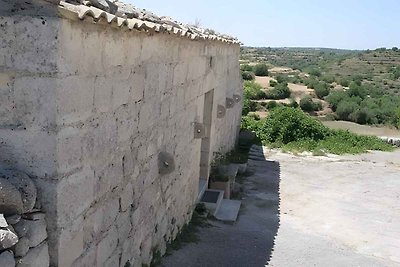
[16,242,49,267]
[0,228,18,249]
[0,179,24,215]
[114,2,140,18]
[116,210,131,243]
[57,167,95,226]
[139,10,161,23]
[58,227,84,267]
[5,215,21,225]
[119,183,133,212]
[0,250,15,267]
[14,237,30,257]
[13,219,47,248]
[0,170,37,214]
[87,0,110,11]
[2,9,243,266]
[22,212,45,221]
[0,214,8,227]
[96,226,118,266]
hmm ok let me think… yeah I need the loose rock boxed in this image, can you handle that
[0,228,18,249]
[14,219,47,248]
[87,0,110,11]
[114,1,140,18]
[5,215,21,225]
[14,237,30,257]
[16,242,49,267]
[0,179,24,215]
[0,170,37,214]
[0,214,8,228]
[0,250,15,267]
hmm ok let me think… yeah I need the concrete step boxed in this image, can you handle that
[200,189,224,216]
[248,155,265,161]
[215,199,241,222]
[197,179,208,202]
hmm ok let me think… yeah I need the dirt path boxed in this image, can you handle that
[323,120,400,138]
[161,148,400,267]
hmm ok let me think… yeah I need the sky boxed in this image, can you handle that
[126,0,400,50]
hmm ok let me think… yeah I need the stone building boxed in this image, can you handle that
[0,0,242,266]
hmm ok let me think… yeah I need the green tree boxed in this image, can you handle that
[240,64,253,71]
[269,80,278,87]
[242,71,255,81]
[348,82,367,99]
[253,64,269,76]
[276,75,287,83]
[308,68,321,77]
[326,90,347,111]
[339,78,350,87]
[266,83,291,99]
[314,83,330,99]
[242,98,257,115]
[243,81,266,100]
[336,100,359,120]
[299,96,322,112]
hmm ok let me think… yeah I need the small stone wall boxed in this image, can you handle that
[0,169,49,267]
[380,137,400,147]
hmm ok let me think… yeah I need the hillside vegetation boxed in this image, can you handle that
[240,47,400,129]
[241,107,393,155]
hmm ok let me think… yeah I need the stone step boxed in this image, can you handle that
[215,199,241,222]
[200,189,224,216]
[248,151,264,156]
[248,155,265,161]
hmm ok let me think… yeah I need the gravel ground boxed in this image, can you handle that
[161,148,400,267]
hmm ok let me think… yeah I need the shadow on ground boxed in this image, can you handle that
[161,145,281,267]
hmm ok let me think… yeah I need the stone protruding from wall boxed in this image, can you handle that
[0,169,49,267]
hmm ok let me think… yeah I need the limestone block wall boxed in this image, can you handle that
[0,1,242,266]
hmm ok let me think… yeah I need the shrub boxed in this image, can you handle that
[287,98,299,108]
[348,82,367,99]
[240,64,253,71]
[349,107,375,125]
[304,77,319,89]
[266,83,291,100]
[339,78,350,87]
[308,68,321,77]
[300,96,322,112]
[276,75,287,84]
[242,71,255,81]
[265,101,278,110]
[336,100,359,120]
[326,90,348,111]
[241,115,263,133]
[240,107,393,154]
[242,99,257,115]
[321,75,335,84]
[269,80,278,87]
[244,81,265,100]
[260,107,330,144]
[247,113,261,120]
[314,83,330,99]
[253,63,269,76]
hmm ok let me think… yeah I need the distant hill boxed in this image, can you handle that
[241,47,400,96]
[240,47,400,128]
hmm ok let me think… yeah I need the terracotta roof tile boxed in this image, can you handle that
[58,1,240,44]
